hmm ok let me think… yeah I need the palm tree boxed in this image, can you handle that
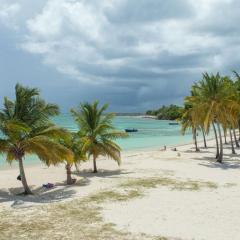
[179,102,200,152]
[0,84,73,194]
[0,84,59,126]
[233,71,240,140]
[60,132,87,184]
[0,120,73,194]
[192,73,236,163]
[71,101,127,173]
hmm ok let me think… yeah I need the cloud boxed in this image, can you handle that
[21,0,199,85]
[0,1,21,29]
[105,0,194,24]
[2,0,240,111]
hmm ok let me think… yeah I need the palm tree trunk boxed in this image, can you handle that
[233,128,240,148]
[74,163,80,173]
[216,123,223,163]
[193,128,199,152]
[66,163,73,185]
[229,129,236,154]
[201,126,207,148]
[212,122,219,159]
[224,130,227,144]
[18,157,32,195]
[238,120,240,141]
[93,155,98,173]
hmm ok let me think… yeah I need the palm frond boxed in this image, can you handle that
[24,136,74,166]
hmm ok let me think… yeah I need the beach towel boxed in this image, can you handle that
[42,183,54,189]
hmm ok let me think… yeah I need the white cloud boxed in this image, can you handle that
[3,0,240,109]
[0,1,21,29]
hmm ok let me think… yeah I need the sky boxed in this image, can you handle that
[0,0,240,112]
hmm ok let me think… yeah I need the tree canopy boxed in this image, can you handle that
[146,104,183,120]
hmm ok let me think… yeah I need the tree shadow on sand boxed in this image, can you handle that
[55,177,91,187]
[184,149,212,154]
[190,150,240,170]
[0,184,76,206]
[198,157,240,170]
[183,146,215,154]
[72,169,133,179]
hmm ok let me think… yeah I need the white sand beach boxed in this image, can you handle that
[0,138,240,240]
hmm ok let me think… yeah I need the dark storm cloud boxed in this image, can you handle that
[1,0,240,112]
[105,0,194,24]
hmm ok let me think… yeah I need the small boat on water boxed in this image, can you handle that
[169,122,179,126]
[125,128,138,133]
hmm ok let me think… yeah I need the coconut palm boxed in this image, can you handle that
[179,101,200,152]
[0,84,73,194]
[0,84,59,126]
[182,73,240,162]
[0,120,73,194]
[71,101,128,173]
[232,71,240,141]
[60,132,87,184]
[192,73,237,163]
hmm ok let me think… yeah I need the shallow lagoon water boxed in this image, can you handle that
[0,115,196,167]
[53,115,195,150]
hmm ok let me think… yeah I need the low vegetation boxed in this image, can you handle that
[0,176,217,240]
[119,177,218,191]
[0,191,162,239]
[146,104,183,120]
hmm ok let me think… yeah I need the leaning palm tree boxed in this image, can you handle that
[0,120,73,194]
[0,84,73,194]
[71,101,128,173]
[179,102,200,152]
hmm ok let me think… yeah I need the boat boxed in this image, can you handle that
[125,128,138,133]
[168,122,179,126]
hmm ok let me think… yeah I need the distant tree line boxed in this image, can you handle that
[146,104,183,120]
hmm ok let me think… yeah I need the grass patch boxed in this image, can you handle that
[224,183,237,188]
[0,189,155,240]
[154,237,169,240]
[0,176,216,240]
[84,189,142,204]
[0,200,153,240]
[119,177,218,191]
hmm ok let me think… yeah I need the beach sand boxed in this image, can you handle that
[0,137,240,239]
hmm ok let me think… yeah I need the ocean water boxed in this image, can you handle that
[53,114,195,150]
[0,115,197,167]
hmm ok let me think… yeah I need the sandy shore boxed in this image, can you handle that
[0,137,240,240]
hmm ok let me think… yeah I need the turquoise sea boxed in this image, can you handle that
[0,115,197,168]
[53,114,195,150]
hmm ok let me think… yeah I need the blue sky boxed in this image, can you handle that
[1,0,240,112]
